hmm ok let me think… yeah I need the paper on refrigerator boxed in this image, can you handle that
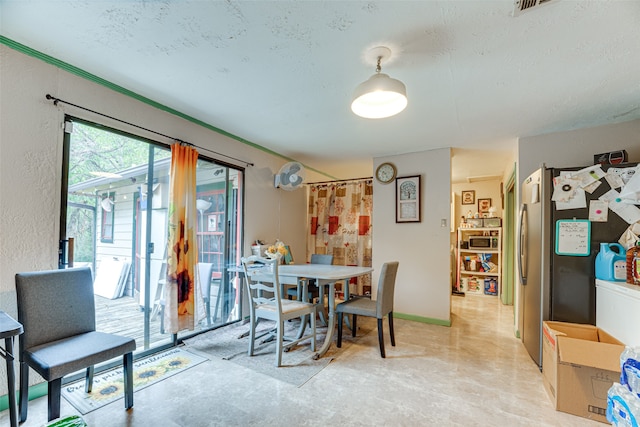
[600,189,640,224]
[617,165,640,204]
[589,200,608,222]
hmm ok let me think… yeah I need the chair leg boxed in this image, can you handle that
[47,378,62,421]
[276,321,284,367]
[377,318,386,358]
[213,282,223,322]
[389,312,396,347]
[337,312,343,348]
[160,304,165,334]
[85,365,94,393]
[351,315,357,337]
[19,362,29,422]
[204,297,211,326]
[248,314,256,356]
[123,352,134,409]
[310,309,317,352]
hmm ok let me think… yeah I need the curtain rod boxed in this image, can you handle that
[45,94,254,167]
[306,176,373,185]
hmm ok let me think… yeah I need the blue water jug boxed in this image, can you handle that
[595,243,627,282]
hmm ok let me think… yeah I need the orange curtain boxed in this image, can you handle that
[164,143,202,333]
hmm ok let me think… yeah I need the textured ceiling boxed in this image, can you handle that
[1,0,639,182]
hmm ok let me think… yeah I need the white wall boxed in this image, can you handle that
[373,148,452,324]
[518,119,640,187]
[0,46,320,394]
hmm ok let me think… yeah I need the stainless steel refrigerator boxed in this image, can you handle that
[518,164,637,367]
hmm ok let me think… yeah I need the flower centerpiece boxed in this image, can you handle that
[264,240,288,261]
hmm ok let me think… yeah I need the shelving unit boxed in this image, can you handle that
[456,227,502,296]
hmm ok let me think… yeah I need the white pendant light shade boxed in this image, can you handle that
[351,46,407,119]
[351,73,408,119]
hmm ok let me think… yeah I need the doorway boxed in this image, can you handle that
[501,167,516,306]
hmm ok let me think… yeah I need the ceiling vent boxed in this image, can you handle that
[512,0,554,16]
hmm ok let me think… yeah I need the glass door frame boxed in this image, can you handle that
[61,115,245,355]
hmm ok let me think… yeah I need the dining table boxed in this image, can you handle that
[251,263,374,359]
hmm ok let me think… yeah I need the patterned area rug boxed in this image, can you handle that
[62,347,206,414]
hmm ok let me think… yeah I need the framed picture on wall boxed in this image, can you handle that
[461,190,475,205]
[396,175,421,223]
[478,198,492,214]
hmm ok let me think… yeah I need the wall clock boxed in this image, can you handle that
[375,162,397,184]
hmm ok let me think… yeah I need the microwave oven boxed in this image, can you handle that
[468,235,498,250]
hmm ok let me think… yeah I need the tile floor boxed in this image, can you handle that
[2,294,602,426]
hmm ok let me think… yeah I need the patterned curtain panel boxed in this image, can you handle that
[307,179,373,295]
[164,143,204,333]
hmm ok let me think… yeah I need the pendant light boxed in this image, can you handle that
[351,46,407,119]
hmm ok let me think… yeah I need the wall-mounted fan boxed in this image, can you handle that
[274,161,306,191]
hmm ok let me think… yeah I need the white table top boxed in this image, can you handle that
[277,264,373,280]
[241,263,373,283]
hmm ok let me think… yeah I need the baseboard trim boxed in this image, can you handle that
[0,382,47,412]
[394,312,451,327]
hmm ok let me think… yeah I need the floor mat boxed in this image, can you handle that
[62,347,206,414]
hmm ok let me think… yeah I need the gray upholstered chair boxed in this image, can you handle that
[15,267,136,422]
[241,255,317,366]
[336,261,399,358]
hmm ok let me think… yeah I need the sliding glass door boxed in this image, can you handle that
[61,116,243,354]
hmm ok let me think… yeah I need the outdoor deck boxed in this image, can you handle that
[94,293,236,353]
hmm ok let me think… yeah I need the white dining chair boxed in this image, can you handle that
[241,254,317,366]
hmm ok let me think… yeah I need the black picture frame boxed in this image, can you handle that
[396,175,421,223]
[462,190,475,205]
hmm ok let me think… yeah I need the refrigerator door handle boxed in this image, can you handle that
[518,204,528,285]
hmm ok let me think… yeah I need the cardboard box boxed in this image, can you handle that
[542,321,624,423]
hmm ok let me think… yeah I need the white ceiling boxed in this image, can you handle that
[2,1,639,183]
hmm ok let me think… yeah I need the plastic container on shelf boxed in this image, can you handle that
[484,278,498,296]
[467,277,480,293]
[459,277,468,293]
[626,242,640,285]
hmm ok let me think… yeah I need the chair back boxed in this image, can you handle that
[310,254,333,265]
[198,262,214,297]
[376,262,399,317]
[241,255,283,313]
[15,267,96,351]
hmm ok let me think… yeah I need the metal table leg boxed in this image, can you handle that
[313,282,336,359]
